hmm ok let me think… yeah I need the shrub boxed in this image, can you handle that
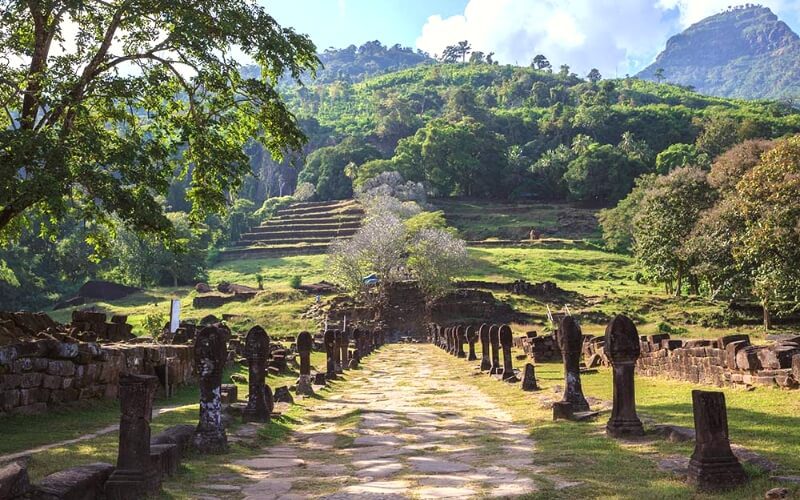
[142,312,166,337]
[288,275,302,289]
[293,182,316,201]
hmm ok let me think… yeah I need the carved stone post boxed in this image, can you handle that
[295,331,314,396]
[466,326,478,361]
[556,316,589,413]
[340,328,350,370]
[192,326,229,454]
[324,330,337,380]
[605,315,644,437]
[456,325,467,358]
[105,374,160,499]
[489,324,501,375]
[243,326,270,422]
[333,330,344,374]
[687,390,748,491]
[499,325,517,381]
[479,324,491,371]
[521,363,539,391]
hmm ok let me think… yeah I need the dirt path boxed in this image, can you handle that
[206,344,575,499]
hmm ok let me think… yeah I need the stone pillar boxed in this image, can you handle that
[466,326,478,361]
[479,324,491,371]
[456,325,467,358]
[192,326,228,454]
[687,390,748,491]
[333,329,344,374]
[521,363,539,391]
[489,324,501,375]
[105,374,160,500]
[556,316,589,413]
[605,315,644,437]
[324,330,337,380]
[243,326,270,422]
[295,331,314,395]
[340,328,350,370]
[499,325,516,381]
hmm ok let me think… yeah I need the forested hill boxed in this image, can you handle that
[250,60,800,204]
[637,5,800,100]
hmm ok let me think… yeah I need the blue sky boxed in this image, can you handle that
[264,0,800,76]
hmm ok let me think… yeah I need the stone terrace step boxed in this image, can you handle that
[240,227,359,242]
[271,207,364,220]
[275,200,360,217]
[235,235,352,246]
[219,243,331,260]
[256,218,363,229]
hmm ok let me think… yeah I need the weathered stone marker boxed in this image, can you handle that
[340,328,350,370]
[489,324,501,375]
[521,363,539,391]
[350,329,362,368]
[106,374,160,499]
[333,329,344,374]
[466,325,478,361]
[324,330,337,380]
[499,325,516,381]
[192,325,229,454]
[456,325,467,358]
[556,316,590,413]
[243,326,270,422]
[605,315,644,437]
[687,390,748,491]
[479,323,491,371]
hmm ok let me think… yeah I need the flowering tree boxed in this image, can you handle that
[408,228,467,300]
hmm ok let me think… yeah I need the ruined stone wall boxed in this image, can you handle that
[0,340,194,416]
[581,333,800,390]
[518,333,562,362]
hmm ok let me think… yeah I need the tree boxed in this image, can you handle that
[558,64,571,79]
[469,51,485,64]
[587,68,602,84]
[530,145,574,200]
[633,167,716,295]
[655,143,709,174]
[695,115,739,159]
[734,135,800,329]
[456,40,472,63]
[654,68,665,83]
[440,40,471,63]
[707,139,774,193]
[598,174,657,253]
[0,0,318,240]
[297,137,382,200]
[532,54,551,71]
[563,143,641,204]
[408,228,467,300]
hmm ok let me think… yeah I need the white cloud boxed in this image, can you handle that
[415,0,798,76]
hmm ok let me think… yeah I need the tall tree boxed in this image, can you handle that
[587,68,602,84]
[0,0,318,241]
[532,54,551,71]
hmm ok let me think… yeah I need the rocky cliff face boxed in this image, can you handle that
[638,6,800,99]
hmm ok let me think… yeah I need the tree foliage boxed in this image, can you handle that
[0,0,318,242]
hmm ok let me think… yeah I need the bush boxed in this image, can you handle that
[254,196,294,222]
[142,312,166,337]
[293,182,316,201]
[288,275,302,289]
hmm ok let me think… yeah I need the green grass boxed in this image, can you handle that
[445,344,800,499]
[433,199,601,241]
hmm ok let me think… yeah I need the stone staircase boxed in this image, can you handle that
[219,199,364,260]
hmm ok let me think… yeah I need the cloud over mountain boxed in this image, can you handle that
[415,0,798,76]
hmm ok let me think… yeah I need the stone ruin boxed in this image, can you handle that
[242,326,270,423]
[192,325,229,454]
[604,315,644,438]
[687,390,749,491]
[580,331,800,390]
[0,311,193,416]
[552,316,590,419]
[295,331,314,395]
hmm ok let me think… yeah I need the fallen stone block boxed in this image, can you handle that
[0,457,32,499]
[33,462,114,500]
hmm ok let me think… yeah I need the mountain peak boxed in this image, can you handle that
[638,5,800,100]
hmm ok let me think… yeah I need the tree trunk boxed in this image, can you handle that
[674,267,683,297]
[763,304,772,331]
[689,275,699,295]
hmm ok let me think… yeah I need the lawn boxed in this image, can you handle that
[447,343,800,499]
